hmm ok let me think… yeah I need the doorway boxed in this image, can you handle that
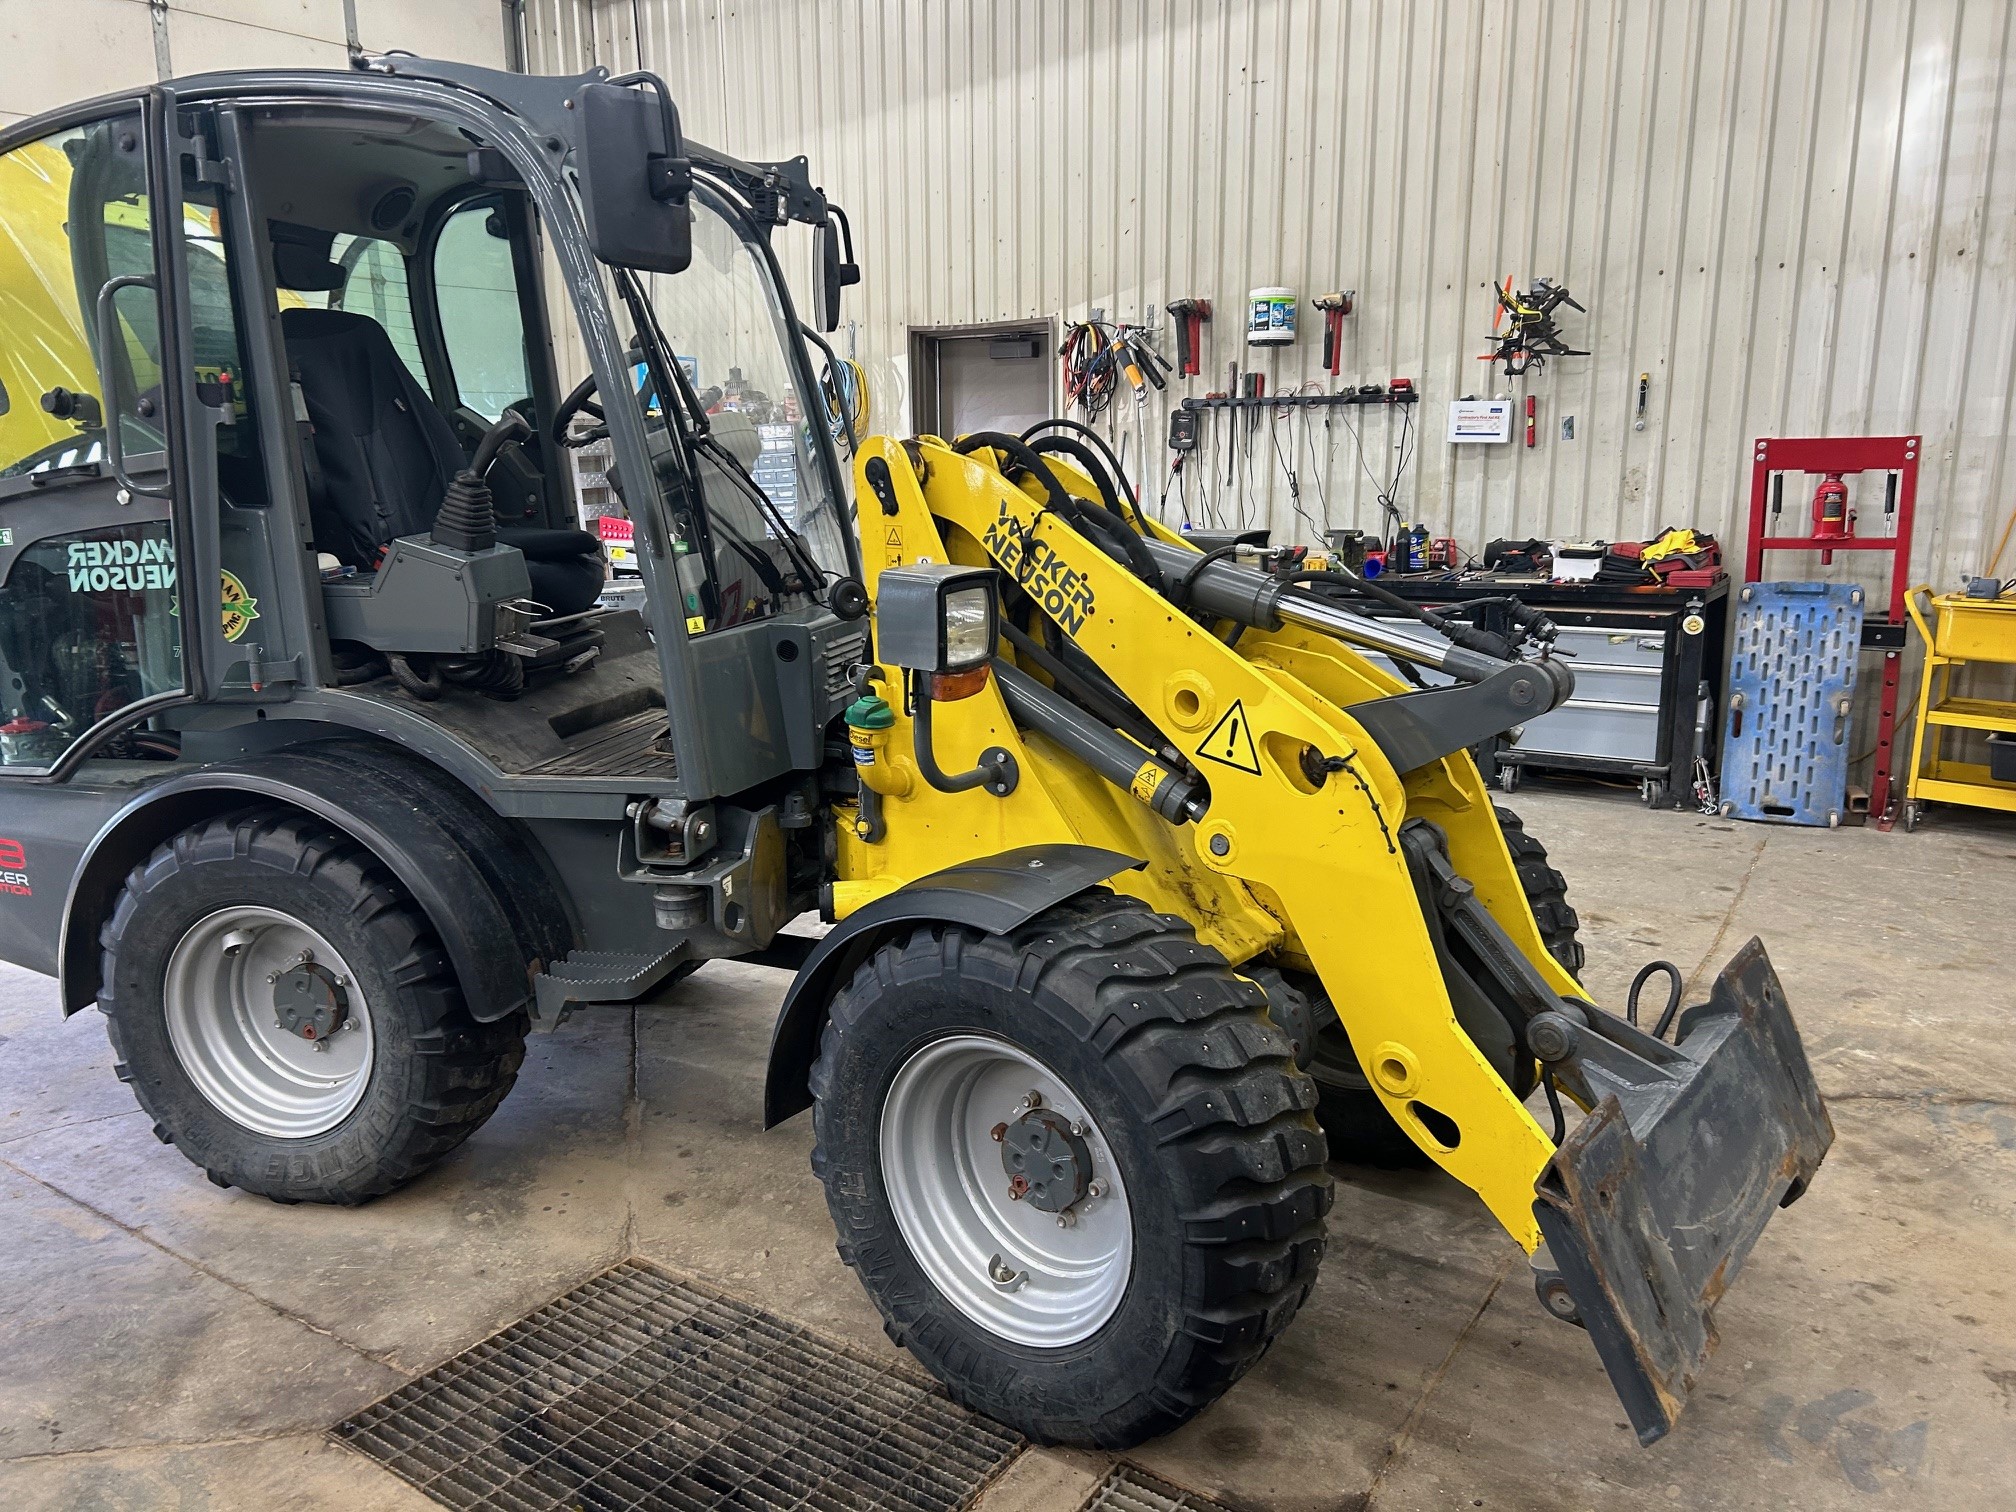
[909,321,1054,439]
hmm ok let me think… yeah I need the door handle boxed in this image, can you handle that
[93,272,172,500]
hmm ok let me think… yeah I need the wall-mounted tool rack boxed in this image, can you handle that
[1179,389,1420,412]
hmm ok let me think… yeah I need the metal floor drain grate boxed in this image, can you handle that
[1078,1464,1234,1512]
[335,1258,1023,1511]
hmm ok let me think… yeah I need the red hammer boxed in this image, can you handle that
[1313,291,1354,376]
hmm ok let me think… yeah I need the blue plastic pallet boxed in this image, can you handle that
[1718,581,1865,827]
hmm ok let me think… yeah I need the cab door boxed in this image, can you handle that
[0,95,198,775]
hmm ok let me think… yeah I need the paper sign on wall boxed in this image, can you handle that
[1448,399,1513,443]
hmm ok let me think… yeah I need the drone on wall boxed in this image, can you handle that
[1480,276,1588,378]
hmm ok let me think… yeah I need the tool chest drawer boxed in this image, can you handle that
[1517,700,1661,762]
[1553,624,1668,670]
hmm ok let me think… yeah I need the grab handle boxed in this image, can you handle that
[93,273,171,499]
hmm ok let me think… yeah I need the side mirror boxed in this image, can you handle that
[814,207,860,333]
[574,78,692,276]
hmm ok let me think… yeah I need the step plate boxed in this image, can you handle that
[334,1259,1023,1511]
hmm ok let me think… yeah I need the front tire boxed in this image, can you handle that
[100,808,526,1204]
[810,890,1331,1447]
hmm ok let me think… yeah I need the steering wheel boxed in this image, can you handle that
[553,372,605,448]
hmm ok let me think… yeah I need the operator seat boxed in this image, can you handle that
[270,224,603,616]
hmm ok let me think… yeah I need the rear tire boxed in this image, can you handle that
[1306,804,1583,1167]
[810,890,1331,1448]
[100,808,526,1204]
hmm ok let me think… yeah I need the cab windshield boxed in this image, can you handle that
[615,183,849,630]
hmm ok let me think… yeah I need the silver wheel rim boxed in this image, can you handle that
[162,906,374,1139]
[880,1033,1132,1347]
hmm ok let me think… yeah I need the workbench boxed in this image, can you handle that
[1364,574,1729,809]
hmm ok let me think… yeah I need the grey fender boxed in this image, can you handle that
[61,737,574,1021]
[761,844,1141,1128]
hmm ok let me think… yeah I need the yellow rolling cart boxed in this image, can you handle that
[1902,585,2016,828]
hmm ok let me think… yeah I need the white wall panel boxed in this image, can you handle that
[0,0,507,121]
[526,0,2015,597]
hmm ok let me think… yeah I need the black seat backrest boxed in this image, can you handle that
[279,307,466,568]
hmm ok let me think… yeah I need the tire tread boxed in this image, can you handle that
[99,808,524,1205]
[810,888,1331,1448]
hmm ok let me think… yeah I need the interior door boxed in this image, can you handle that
[0,99,192,773]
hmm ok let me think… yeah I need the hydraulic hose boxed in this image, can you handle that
[953,431,1162,590]
[1021,418,1148,530]
[1025,434,1137,534]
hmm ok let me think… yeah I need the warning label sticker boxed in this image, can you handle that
[1196,699,1261,774]
[1129,760,1165,805]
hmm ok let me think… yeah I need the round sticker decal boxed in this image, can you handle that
[1681,612,1705,636]
[219,570,260,642]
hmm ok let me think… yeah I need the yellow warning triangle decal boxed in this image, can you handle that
[1196,699,1262,775]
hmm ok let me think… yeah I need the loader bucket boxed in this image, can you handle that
[1532,938,1832,1446]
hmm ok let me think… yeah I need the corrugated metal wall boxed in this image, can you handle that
[0,1,509,127]
[527,0,2016,594]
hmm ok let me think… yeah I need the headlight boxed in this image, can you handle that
[875,564,1001,679]
[941,586,995,669]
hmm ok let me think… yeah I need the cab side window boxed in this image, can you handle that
[0,117,154,476]
[0,112,182,767]
[433,198,529,421]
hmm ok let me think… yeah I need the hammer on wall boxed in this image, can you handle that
[1313,291,1354,376]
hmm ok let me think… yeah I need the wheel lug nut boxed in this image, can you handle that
[1088,1180,1107,1199]
[990,1121,1007,1143]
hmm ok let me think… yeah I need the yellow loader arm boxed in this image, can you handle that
[836,434,1831,1444]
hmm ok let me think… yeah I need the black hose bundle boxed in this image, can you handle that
[952,431,1162,592]
[1020,418,1146,529]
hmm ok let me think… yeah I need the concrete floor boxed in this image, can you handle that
[1,785,2012,1511]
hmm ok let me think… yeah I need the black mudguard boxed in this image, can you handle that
[60,739,572,1021]
[761,843,1140,1127]
[1533,938,1833,1445]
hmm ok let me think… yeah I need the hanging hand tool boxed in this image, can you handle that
[1225,361,1240,488]
[1165,299,1211,377]
[1127,327,1169,391]
[1312,291,1354,377]
[1525,394,1537,448]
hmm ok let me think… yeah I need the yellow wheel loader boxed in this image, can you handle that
[0,56,1828,1451]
